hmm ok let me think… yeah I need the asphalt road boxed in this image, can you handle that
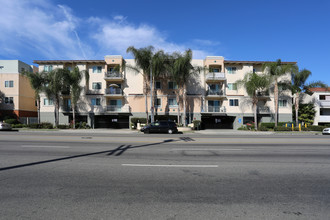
[0,131,330,219]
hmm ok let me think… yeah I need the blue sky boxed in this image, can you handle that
[0,0,329,84]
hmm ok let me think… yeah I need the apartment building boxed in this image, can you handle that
[302,88,330,125]
[0,60,38,120]
[34,56,294,129]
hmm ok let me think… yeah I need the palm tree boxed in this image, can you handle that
[262,59,298,127]
[23,71,46,124]
[169,49,200,126]
[236,72,270,130]
[126,46,168,123]
[65,67,90,129]
[43,68,69,127]
[291,69,327,126]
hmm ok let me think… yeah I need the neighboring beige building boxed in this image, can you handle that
[34,56,295,129]
[302,88,330,125]
[0,60,38,121]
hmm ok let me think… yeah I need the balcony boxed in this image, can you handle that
[106,105,130,113]
[104,88,123,97]
[203,106,226,113]
[319,100,330,107]
[257,106,270,114]
[104,71,124,81]
[62,106,72,112]
[205,72,226,82]
[319,115,330,122]
[206,89,226,99]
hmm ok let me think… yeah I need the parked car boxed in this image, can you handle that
[0,122,12,131]
[322,127,330,135]
[142,121,178,134]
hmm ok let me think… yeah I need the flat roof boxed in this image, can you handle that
[224,60,297,65]
[33,60,106,64]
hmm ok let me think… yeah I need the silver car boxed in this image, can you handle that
[322,128,330,135]
[0,122,12,131]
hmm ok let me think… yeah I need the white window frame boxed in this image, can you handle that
[168,98,178,107]
[227,67,237,74]
[228,83,237,90]
[5,80,14,88]
[43,98,54,106]
[279,99,288,107]
[44,65,53,72]
[229,99,239,106]
[4,97,13,104]
[92,82,102,90]
[91,98,101,106]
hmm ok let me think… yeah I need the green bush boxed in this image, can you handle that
[237,125,248,130]
[260,122,275,129]
[274,126,292,131]
[28,123,40,129]
[12,124,27,128]
[57,124,70,129]
[40,123,53,129]
[301,127,310,131]
[307,125,326,131]
[4,118,20,124]
[192,120,201,130]
[258,126,268,131]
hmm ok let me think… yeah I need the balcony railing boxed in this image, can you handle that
[319,115,330,122]
[203,106,226,113]
[206,90,225,96]
[320,100,330,107]
[106,105,130,113]
[62,106,72,112]
[205,72,226,81]
[104,71,123,80]
[105,88,123,95]
[257,106,270,113]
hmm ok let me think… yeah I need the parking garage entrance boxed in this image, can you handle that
[201,115,235,129]
[94,115,129,128]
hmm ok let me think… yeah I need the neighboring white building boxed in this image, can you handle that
[34,56,295,129]
[302,88,330,125]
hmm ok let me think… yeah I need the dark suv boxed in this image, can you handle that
[142,121,178,134]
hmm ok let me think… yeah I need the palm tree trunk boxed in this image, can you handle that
[274,81,279,127]
[55,97,60,128]
[37,98,40,124]
[253,101,258,130]
[144,77,149,123]
[183,84,187,127]
[177,91,180,125]
[295,92,299,127]
[72,103,76,129]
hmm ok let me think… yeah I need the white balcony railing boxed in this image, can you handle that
[105,88,123,95]
[205,72,226,81]
[206,89,225,96]
[319,100,330,107]
[104,71,123,79]
[203,106,226,113]
[319,115,330,122]
[257,106,270,113]
[106,105,130,113]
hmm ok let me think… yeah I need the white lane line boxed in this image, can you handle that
[21,145,70,149]
[122,164,218,168]
[171,148,244,151]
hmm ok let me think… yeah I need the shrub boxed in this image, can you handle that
[12,124,27,128]
[246,122,255,130]
[4,118,20,124]
[192,120,201,130]
[307,125,326,131]
[274,126,292,131]
[57,124,70,129]
[301,127,310,131]
[260,122,275,129]
[258,126,268,131]
[28,123,40,129]
[40,122,53,129]
[237,125,248,130]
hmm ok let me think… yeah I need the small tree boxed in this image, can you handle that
[236,72,270,130]
[293,103,316,125]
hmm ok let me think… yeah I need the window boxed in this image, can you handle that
[155,81,161,89]
[44,65,53,72]
[169,98,178,107]
[155,98,161,107]
[226,67,237,74]
[92,82,102,90]
[228,83,237,90]
[279,99,288,107]
[4,97,13,104]
[210,67,221,73]
[91,98,101,106]
[168,81,178,89]
[44,98,53,106]
[93,66,102,73]
[5,81,14,87]
[229,99,239,106]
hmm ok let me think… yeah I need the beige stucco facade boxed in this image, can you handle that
[34,56,294,129]
[0,60,37,120]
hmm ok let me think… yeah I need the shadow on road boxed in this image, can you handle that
[0,137,195,172]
